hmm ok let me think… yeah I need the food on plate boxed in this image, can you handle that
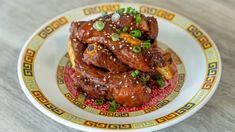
[67,7,175,109]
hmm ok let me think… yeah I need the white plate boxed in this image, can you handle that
[18,3,221,132]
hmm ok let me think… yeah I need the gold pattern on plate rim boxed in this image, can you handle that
[20,3,220,130]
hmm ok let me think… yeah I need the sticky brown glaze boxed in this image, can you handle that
[68,38,151,106]
[71,20,154,72]
[82,43,129,73]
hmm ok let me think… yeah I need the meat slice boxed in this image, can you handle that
[69,13,159,71]
[71,21,152,71]
[82,43,129,73]
[68,38,151,106]
[71,18,173,79]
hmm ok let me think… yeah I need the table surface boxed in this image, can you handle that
[1,0,235,132]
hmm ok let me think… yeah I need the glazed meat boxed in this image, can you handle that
[71,15,173,78]
[70,13,161,72]
[83,43,129,73]
[68,9,175,107]
[68,38,151,106]
[70,21,151,71]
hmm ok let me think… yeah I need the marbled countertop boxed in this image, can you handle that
[0,0,234,131]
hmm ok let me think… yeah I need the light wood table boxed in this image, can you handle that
[0,0,234,131]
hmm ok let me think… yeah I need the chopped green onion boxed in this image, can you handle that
[141,74,150,84]
[95,99,104,105]
[135,14,141,24]
[117,27,128,34]
[93,21,105,31]
[101,12,108,16]
[116,8,125,14]
[156,76,165,87]
[77,94,86,102]
[142,40,151,49]
[132,10,139,15]
[109,100,117,112]
[130,29,142,38]
[111,33,120,41]
[122,26,128,32]
[131,70,140,78]
[116,29,121,34]
[132,45,142,53]
[126,7,134,13]
[112,12,120,22]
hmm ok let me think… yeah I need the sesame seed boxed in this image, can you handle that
[147,88,151,93]
[119,81,122,85]
[108,75,111,78]
[131,96,135,98]
[113,58,116,61]
[111,46,115,50]
[124,74,126,78]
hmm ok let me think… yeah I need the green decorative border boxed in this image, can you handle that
[21,3,220,130]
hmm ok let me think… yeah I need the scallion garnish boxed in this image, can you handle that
[132,10,138,15]
[141,74,150,84]
[142,40,151,49]
[132,45,142,53]
[126,7,134,14]
[131,70,140,78]
[77,94,86,102]
[95,99,104,105]
[116,8,125,14]
[109,100,117,112]
[111,33,120,41]
[135,14,141,24]
[156,76,165,87]
[122,26,128,32]
[130,29,142,38]
[93,20,105,31]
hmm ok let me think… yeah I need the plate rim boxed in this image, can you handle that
[17,2,222,131]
